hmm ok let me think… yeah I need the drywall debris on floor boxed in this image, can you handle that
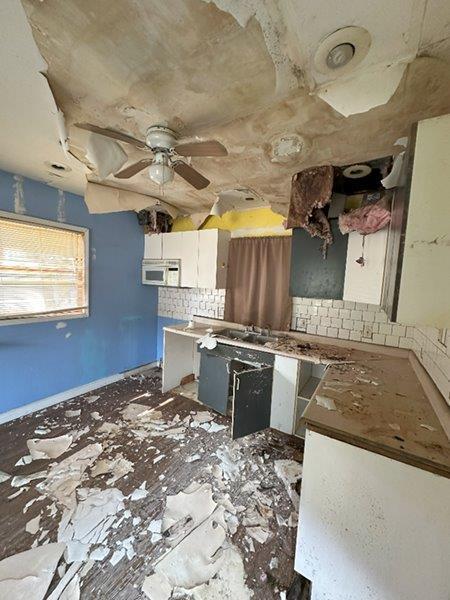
[0,470,10,483]
[37,443,103,508]
[58,487,125,562]
[27,434,73,460]
[0,543,65,599]
[90,454,134,484]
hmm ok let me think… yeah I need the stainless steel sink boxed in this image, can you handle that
[216,328,279,346]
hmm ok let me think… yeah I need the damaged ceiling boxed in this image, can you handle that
[1,0,450,214]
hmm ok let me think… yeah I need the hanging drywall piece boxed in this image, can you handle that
[0,543,65,600]
[86,133,127,180]
[27,434,73,460]
[84,182,178,217]
[316,62,407,117]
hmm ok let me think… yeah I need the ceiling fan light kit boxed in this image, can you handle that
[75,123,227,190]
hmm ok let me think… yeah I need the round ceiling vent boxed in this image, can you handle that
[343,164,372,179]
[314,26,371,76]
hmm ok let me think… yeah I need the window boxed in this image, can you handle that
[0,211,88,324]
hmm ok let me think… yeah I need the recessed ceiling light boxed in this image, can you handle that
[343,164,372,179]
[326,43,355,70]
[314,27,371,76]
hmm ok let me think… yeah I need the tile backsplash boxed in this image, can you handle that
[158,287,450,404]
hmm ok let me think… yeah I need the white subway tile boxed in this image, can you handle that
[385,335,400,347]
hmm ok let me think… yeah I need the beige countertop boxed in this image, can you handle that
[164,318,450,478]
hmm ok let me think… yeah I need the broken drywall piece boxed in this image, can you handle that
[15,455,33,466]
[315,395,337,411]
[192,411,214,424]
[142,571,172,600]
[207,422,227,433]
[90,412,101,421]
[37,443,103,508]
[186,454,201,463]
[58,487,125,563]
[90,454,134,484]
[274,460,302,507]
[0,543,65,600]
[11,471,47,487]
[65,410,81,418]
[154,506,228,590]
[246,526,271,545]
[130,481,148,501]
[27,434,73,460]
[46,561,83,600]
[90,545,110,561]
[316,62,407,117]
[85,395,100,403]
[110,548,125,566]
[0,471,11,484]
[59,573,80,600]
[86,132,127,180]
[162,482,217,546]
[381,151,405,188]
[84,182,160,215]
[25,514,41,535]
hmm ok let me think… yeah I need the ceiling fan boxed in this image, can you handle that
[75,123,227,190]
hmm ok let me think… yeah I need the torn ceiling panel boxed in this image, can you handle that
[1,0,449,214]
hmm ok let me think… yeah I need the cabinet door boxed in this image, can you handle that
[232,364,273,439]
[198,349,230,415]
[162,232,182,259]
[343,229,388,305]
[144,233,162,259]
[197,229,218,289]
[180,231,199,288]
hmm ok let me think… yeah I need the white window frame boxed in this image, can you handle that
[0,210,89,326]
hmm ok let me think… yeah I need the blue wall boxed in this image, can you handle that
[0,170,158,413]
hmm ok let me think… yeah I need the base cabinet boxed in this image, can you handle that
[197,345,274,439]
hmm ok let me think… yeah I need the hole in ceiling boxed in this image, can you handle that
[45,161,71,173]
[314,26,371,76]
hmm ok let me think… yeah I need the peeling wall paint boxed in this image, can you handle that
[13,174,26,214]
[57,189,66,222]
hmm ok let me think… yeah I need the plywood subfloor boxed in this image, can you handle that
[0,369,303,599]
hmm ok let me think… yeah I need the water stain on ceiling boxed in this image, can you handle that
[11,0,450,214]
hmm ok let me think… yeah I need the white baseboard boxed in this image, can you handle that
[0,361,158,425]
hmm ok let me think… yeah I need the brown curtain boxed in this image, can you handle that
[224,236,292,331]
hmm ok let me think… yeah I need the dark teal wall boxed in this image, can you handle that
[0,171,158,413]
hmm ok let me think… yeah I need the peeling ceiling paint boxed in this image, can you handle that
[0,0,449,215]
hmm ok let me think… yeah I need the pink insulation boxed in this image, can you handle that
[339,199,391,235]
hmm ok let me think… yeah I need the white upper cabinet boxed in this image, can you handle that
[144,228,230,289]
[197,229,229,289]
[144,232,163,259]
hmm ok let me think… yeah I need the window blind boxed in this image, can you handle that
[0,216,87,320]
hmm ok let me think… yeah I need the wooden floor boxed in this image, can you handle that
[0,369,304,599]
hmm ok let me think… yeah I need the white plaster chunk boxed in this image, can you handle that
[0,471,11,484]
[59,573,80,600]
[89,545,110,561]
[65,410,81,418]
[246,526,271,544]
[316,62,407,117]
[11,471,47,487]
[37,443,103,508]
[142,571,172,600]
[162,482,217,546]
[90,454,134,484]
[315,395,337,411]
[15,455,33,466]
[27,434,73,460]
[274,459,302,507]
[192,411,214,424]
[58,487,125,563]
[25,514,41,535]
[188,546,252,599]
[109,548,125,566]
[0,543,65,600]
[130,481,148,501]
[155,506,228,589]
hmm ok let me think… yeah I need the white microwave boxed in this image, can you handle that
[142,259,181,286]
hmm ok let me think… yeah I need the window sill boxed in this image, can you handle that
[0,310,89,327]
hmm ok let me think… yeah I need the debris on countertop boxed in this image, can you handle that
[263,336,353,363]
